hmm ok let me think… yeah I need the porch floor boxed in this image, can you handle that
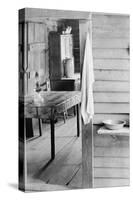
[26,115,129,191]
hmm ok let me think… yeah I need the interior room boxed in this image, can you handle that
[19,8,130,191]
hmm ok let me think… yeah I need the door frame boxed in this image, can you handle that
[19,8,94,188]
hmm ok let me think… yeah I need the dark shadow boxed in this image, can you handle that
[26,135,40,142]
[33,158,53,179]
[8,183,18,190]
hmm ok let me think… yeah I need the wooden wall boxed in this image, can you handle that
[19,19,58,96]
[92,14,130,124]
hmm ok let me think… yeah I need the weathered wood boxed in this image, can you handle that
[94,70,129,81]
[92,27,129,38]
[94,126,129,147]
[94,157,129,168]
[50,108,55,160]
[28,22,35,43]
[21,8,91,22]
[25,116,130,190]
[38,119,42,136]
[19,23,22,45]
[93,38,129,49]
[49,165,80,186]
[94,92,129,103]
[94,178,129,188]
[26,178,68,191]
[94,146,129,157]
[79,16,94,188]
[94,103,129,114]
[40,137,81,183]
[79,19,90,69]
[94,168,129,178]
[82,118,94,188]
[93,59,129,70]
[28,43,46,51]
[97,126,129,137]
[92,14,130,125]
[93,49,129,59]
[34,23,46,43]
[76,104,80,137]
[93,113,129,124]
[68,166,82,188]
[94,81,129,92]
[92,14,129,29]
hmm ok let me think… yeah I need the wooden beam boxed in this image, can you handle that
[19,8,91,22]
[82,118,94,188]
[79,14,94,188]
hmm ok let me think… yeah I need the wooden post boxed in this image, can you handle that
[76,104,80,137]
[50,108,55,160]
[38,119,42,137]
[23,22,29,95]
[79,13,94,188]
[82,118,94,188]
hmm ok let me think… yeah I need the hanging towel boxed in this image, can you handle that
[81,32,94,125]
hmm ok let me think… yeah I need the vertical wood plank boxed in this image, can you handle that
[82,118,94,188]
[50,108,55,160]
[79,14,94,188]
[76,104,80,137]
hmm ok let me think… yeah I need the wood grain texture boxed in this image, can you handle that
[94,157,129,168]
[82,119,94,188]
[93,49,129,59]
[94,146,129,157]
[92,15,129,29]
[94,70,129,81]
[94,92,129,103]
[92,27,129,38]
[94,103,129,114]
[92,14,130,124]
[93,38,129,49]
[23,8,91,22]
[93,59,129,70]
[94,178,129,188]
[94,168,129,178]
[94,81,129,92]
[93,113,129,124]
[97,126,129,137]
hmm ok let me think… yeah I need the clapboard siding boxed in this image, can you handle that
[92,15,129,29]
[93,114,129,124]
[94,93,129,103]
[94,81,129,92]
[92,14,130,124]
[94,70,129,81]
[93,38,129,49]
[92,27,129,38]
[93,49,129,59]
[94,103,129,114]
[94,59,129,70]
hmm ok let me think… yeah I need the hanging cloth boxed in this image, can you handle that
[81,31,94,125]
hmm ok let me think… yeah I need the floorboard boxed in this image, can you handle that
[26,116,130,190]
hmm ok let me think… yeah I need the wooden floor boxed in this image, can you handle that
[25,115,130,191]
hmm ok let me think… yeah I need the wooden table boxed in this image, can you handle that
[20,91,81,160]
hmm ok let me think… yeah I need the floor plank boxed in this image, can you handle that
[26,117,130,190]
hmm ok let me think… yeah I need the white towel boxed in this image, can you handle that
[81,32,94,124]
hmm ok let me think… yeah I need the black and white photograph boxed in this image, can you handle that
[18,8,130,192]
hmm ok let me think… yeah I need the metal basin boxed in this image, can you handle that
[102,119,126,130]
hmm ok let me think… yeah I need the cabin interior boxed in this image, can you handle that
[19,8,130,191]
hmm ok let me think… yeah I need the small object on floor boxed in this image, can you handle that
[97,126,129,137]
